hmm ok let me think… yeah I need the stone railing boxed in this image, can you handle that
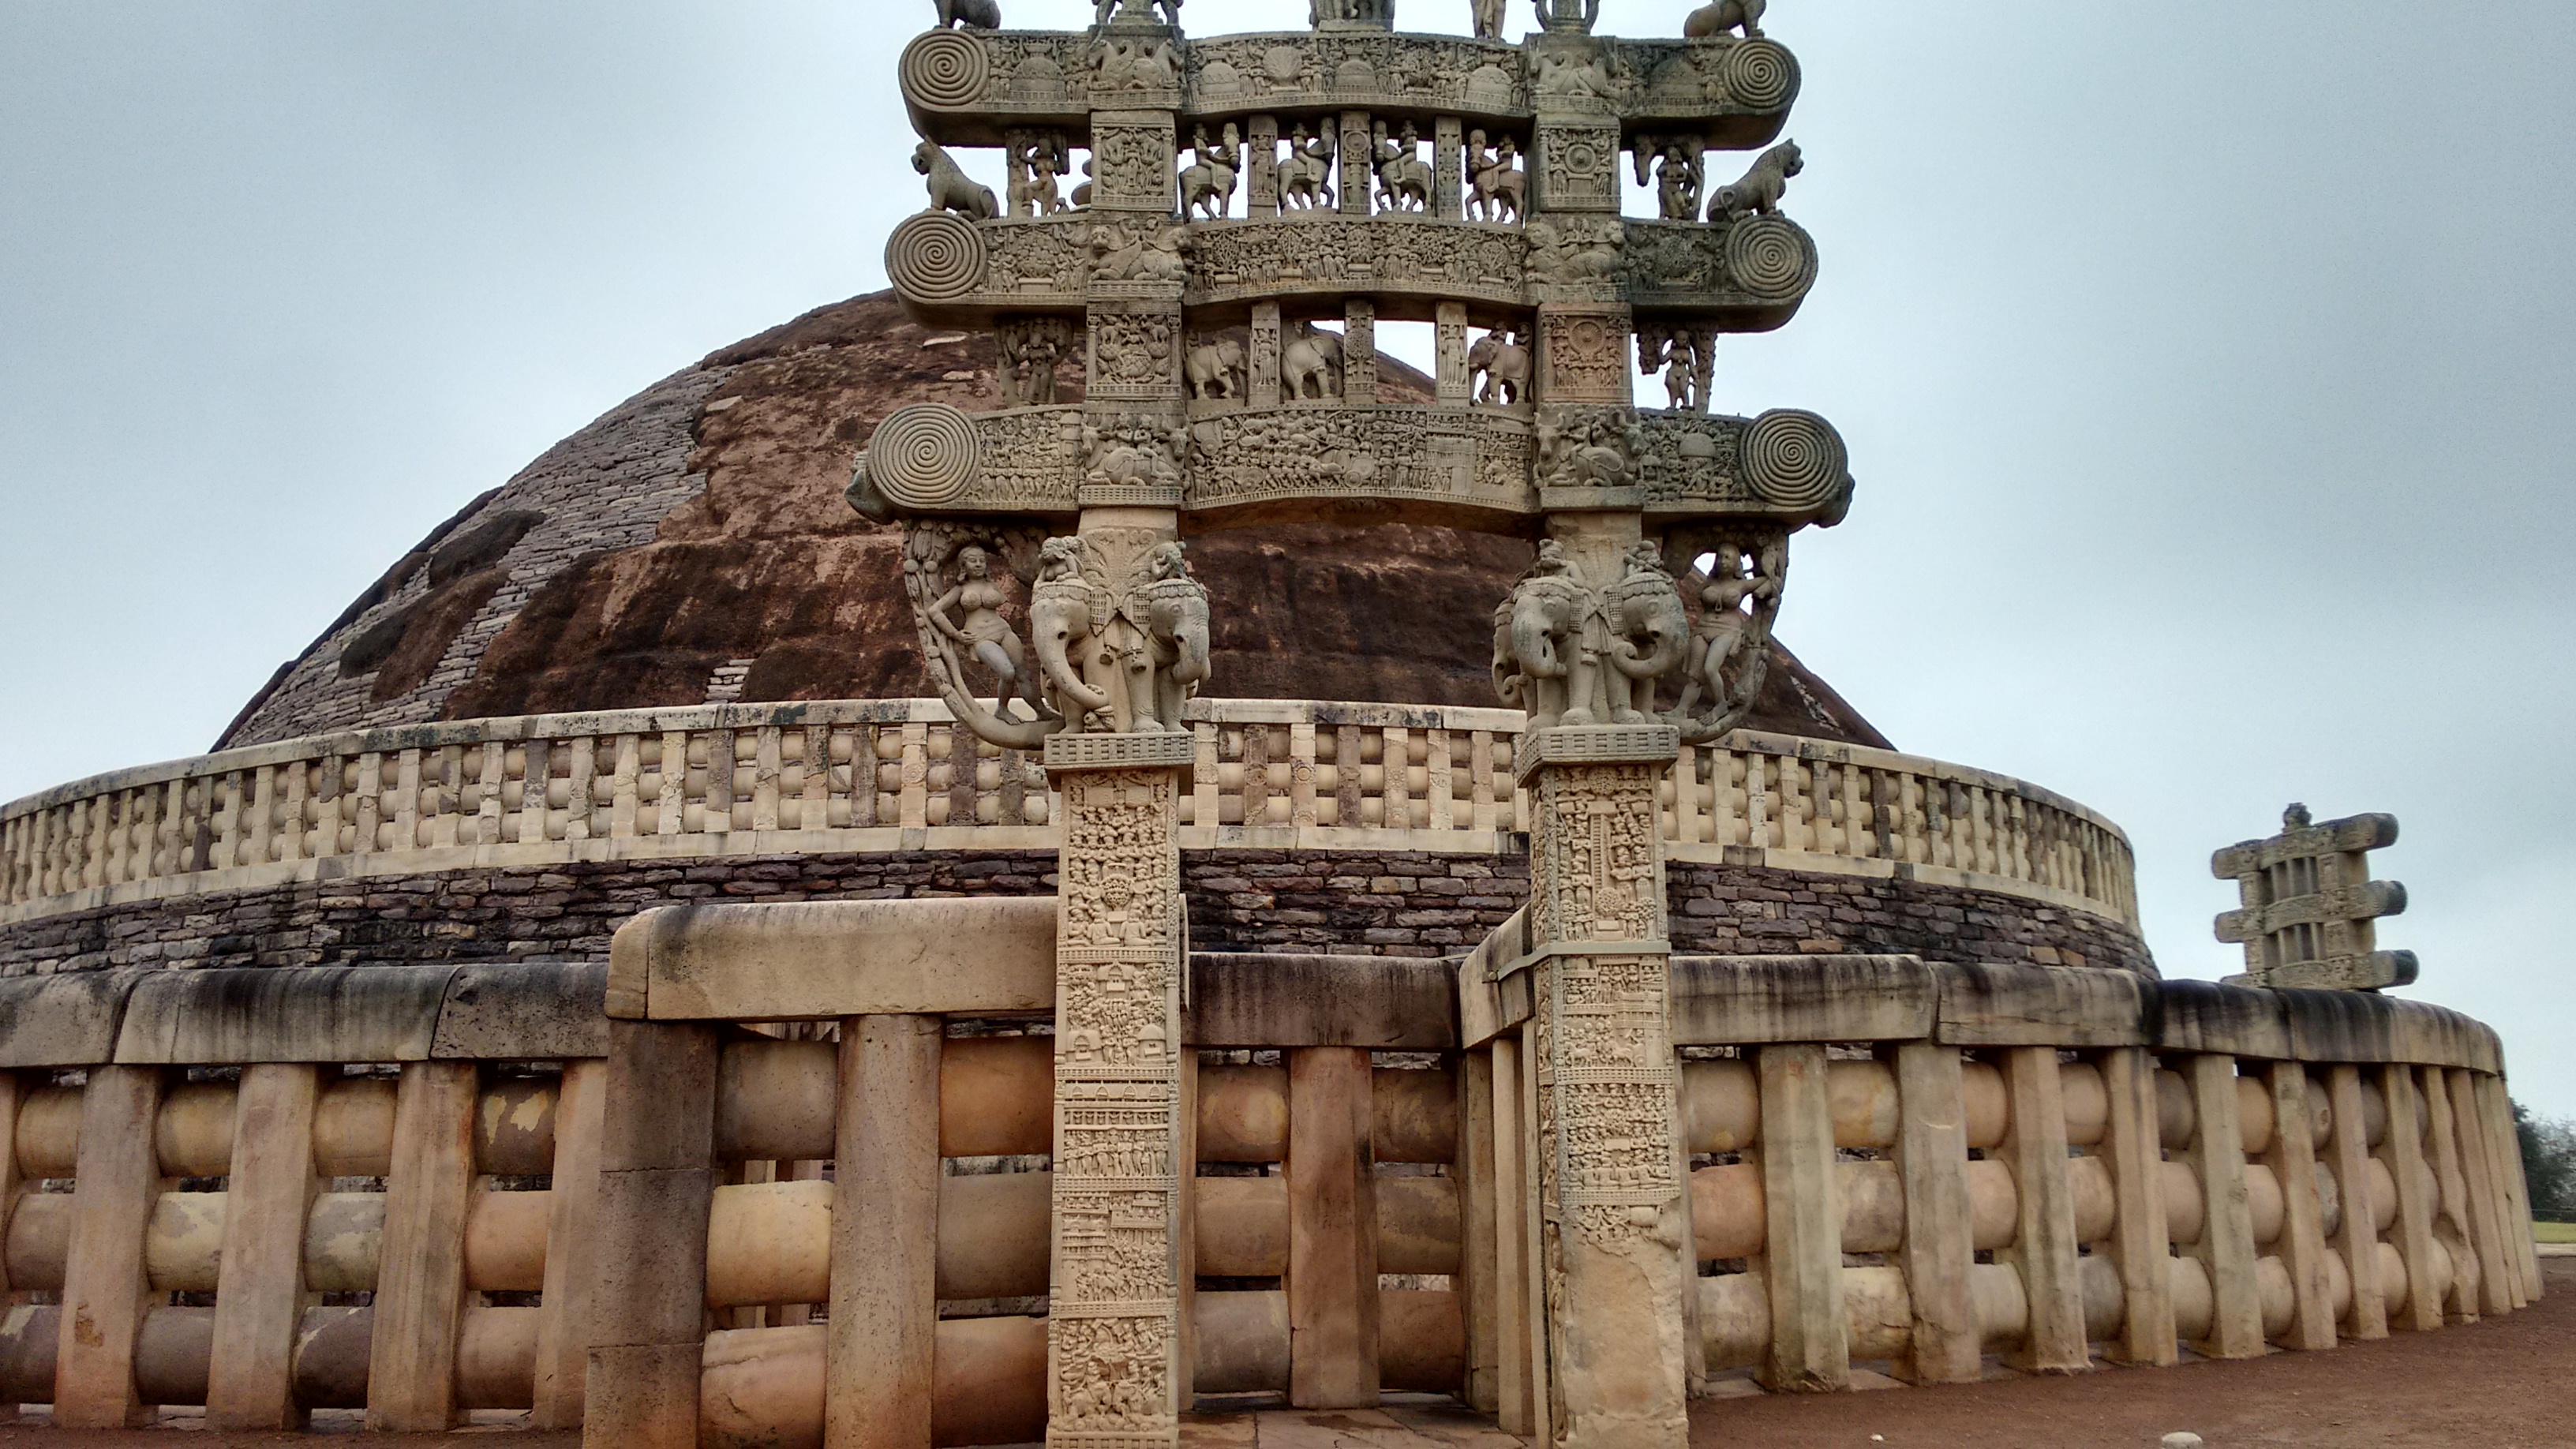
[0,700,2136,927]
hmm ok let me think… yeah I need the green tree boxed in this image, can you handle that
[2514,1099,2576,1221]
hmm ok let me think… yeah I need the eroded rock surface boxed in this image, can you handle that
[223,291,1885,748]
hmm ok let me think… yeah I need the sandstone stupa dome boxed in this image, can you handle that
[215,290,1885,751]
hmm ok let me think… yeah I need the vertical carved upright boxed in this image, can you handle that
[1045,730,1196,1449]
[1515,721,1689,1447]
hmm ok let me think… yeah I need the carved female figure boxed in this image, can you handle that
[1672,537,1780,732]
[927,545,1044,721]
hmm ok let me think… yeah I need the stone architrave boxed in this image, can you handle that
[2211,804,2417,990]
[1044,728,1196,1449]
[1511,720,1689,1447]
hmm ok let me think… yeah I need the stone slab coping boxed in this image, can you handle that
[0,947,2497,1074]
[0,960,607,1069]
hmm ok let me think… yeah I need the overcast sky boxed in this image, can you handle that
[3,2,2571,1110]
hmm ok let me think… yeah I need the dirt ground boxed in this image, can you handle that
[1694,1256,2576,1449]
[1,1259,2566,1448]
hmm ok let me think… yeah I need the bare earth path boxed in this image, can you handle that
[1692,1256,2576,1449]
[1,1260,2565,1448]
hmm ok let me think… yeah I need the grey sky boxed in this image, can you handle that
[4,3,2571,1109]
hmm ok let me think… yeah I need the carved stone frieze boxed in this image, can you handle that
[1183,404,1531,517]
[897,210,1814,330]
[902,28,1794,143]
[851,402,1847,527]
[1183,216,1524,309]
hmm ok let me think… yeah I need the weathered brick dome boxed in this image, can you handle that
[215,290,1887,752]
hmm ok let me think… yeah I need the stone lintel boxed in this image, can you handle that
[608,897,1057,1022]
[2226,949,2418,994]
[1513,723,1679,786]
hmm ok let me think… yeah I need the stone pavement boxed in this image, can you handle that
[1181,1400,1525,1448]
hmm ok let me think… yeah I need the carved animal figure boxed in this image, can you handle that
[1138,545,1210,732]
[1186,336,1245,399]
[1493,542,1600,730]
[1282,322,1344,400]
[1373,125,1433,212]
[1029,545,1114,730]
[934,0,1002,28]
[1467,135,1525,223]
[1467,331,1529,406]
[1709,140,1800,221]
[1684,0,1765,39]
[1180,127,1240,220]
[914,141,999,219]
[1279,128,1335,210]
[1604,544,1689,724]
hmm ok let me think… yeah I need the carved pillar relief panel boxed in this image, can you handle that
[1533,122,1622,214]
[1435,302,1471,407]
[1339,111,1373,218]
[1535,305,1634,405]
[1342,299,1377,403]
[1249,301,1283,408]
[1046,738,1195,1449]
[1434,116,1465,221]
[1516,723,1689,1447]
[1091,111,1178,214]
[1247,114,1280,219]
[1088,301,1185,402]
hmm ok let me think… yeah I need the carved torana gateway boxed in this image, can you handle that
[858,2,1851,1445]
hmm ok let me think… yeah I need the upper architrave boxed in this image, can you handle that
[897,28,1798,147]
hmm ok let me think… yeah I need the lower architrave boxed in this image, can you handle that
[1517,723,1690,1447]
[1046,731,1195,1449]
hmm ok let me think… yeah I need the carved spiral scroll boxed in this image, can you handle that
[868,403,983,511]
[1723,40,1797,110]
[1741,409,1846,510]
[900,31,990,110]
[1725,215,1816,300]
[886,212,987,303]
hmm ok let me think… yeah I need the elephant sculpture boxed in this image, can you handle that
[1137,544,1210,732]
[1603,542,1689,724]
[1283,321,1344,400]
[1028,541,1117,731]
[1187,336,1245,399]
[1493,541,1600,729]
[1025,535,1207,734]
